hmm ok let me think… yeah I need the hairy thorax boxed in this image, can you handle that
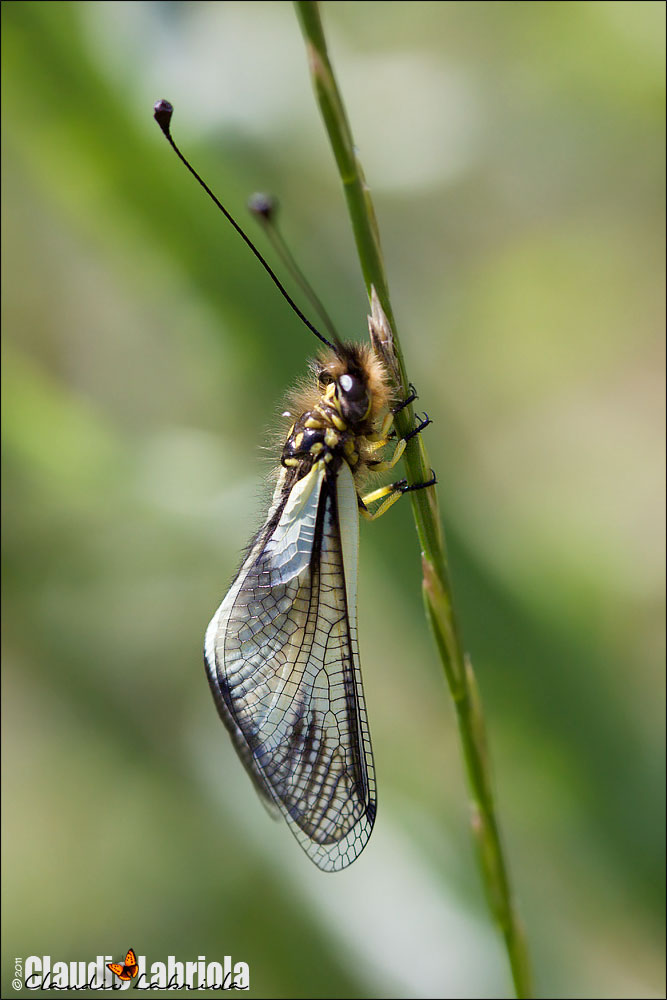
[280,341,393,481]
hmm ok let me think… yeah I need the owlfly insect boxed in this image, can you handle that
[154,100,435,871]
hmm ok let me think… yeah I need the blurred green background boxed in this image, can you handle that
[2,2,665,997]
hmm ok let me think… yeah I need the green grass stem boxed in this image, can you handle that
[294,4,534,996]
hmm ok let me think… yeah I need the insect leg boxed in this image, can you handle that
[392,383,418,415]
[403,411,432,442]
[366,410,395,446]
[359,469,437,521]
[366,385,421,448]
[367,412,432,472]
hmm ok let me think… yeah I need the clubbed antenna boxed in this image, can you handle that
[153,99,335,351]
[248,192,341,347]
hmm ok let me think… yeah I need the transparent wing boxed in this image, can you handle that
[205,462,376,871]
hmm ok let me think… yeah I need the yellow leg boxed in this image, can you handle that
[362,482,398,505]
[366,436,390,454]
[360,409,434,519]
[360,490,404,521]
[366,411,394,445]
[360,467,438,521]
[367,436,406,472]
[359,481,405,521]
[367,410,431,465]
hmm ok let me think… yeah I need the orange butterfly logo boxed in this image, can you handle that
[107,948,139,982]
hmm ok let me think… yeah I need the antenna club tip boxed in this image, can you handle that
[153,99,174,135]
[248,192,279,222]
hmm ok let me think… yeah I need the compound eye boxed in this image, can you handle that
[336,372,370,422]
[338,373,365,400]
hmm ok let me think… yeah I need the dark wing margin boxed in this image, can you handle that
[204,462,376,871]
